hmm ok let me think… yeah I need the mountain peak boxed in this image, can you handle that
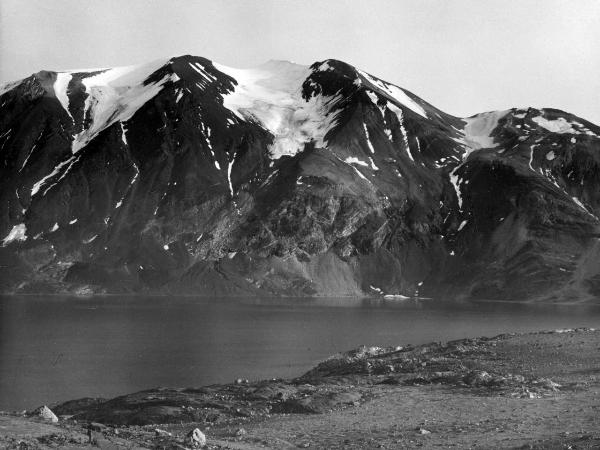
[1,55,600,300]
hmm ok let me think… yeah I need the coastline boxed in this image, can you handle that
[2,327,599,449]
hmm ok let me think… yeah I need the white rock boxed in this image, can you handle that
[31,405,58,423]
[186,428,206,448]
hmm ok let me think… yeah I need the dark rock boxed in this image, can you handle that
[463,370,493,386]
[273,391,362,414]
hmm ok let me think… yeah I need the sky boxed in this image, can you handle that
[1,0,599,123]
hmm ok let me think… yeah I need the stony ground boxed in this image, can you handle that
[1,328,599,449]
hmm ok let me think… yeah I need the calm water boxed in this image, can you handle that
[1,295,600,411]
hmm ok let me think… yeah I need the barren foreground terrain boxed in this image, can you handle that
[1,328,599,449]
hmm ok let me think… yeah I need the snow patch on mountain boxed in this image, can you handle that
[449,111,510,209]
[533,116,576,134]
[363,122,375,153]
[214,60,341,159]
[0,80,21,97]
[227,152,237,197]
[351,165,369,181]
[317,61,333,72]
[571,197,598,220]
[459,110,509,150]
[31,157,75,196]
[70,58,176,153]
[357,69,427,119]
[120,123,128,145]
[368,156,379,170]
[20,140,39,172]
[449,169,463,209]
[2,224,27,246]
[53,73,73,119]
[189,62,216,84]
[366,91,386,119]
[345,157,369,167]
[393,107,413,161]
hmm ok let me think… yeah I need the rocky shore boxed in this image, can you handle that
[1,328,599,449]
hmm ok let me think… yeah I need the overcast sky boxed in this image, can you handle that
[1,0,599,123]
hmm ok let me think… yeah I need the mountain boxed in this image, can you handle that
[1,55,599,301]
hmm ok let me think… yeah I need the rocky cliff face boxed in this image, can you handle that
[1,55,599,300]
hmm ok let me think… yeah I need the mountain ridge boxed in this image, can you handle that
[1,54,599,301]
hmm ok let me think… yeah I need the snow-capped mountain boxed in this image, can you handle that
[1,55,599,301]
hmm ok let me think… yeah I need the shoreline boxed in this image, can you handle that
[2,327,600,449]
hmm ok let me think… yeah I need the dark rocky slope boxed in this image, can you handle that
[1,56,599,300]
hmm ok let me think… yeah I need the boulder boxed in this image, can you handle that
[29,405,58,423]
[186,428,206,448]
[88,422,107,432]
[463,370,492,386]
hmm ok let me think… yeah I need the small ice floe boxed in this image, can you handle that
[370,285,383,294]
[383,294,410,300]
